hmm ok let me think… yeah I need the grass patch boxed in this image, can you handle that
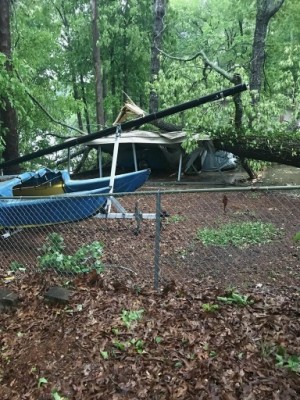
[196,221,279,247]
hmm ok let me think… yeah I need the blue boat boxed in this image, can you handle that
[0,168,151,229]
[10,168,151,196]
[62,168,151,194]
[0,188,110,228]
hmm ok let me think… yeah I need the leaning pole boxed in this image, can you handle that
[0,83,248,170]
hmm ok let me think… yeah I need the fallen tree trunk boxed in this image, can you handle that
[213,138,300,168]
[116,100,300,169]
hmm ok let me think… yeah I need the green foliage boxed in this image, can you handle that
[196,221,279,247]
[130,338,145,354]
[202,303,219,313]
[121,309,144,328]
[52,391,68,400]
[217,290,254,306]
[2,0,299,169]
[38,376,48,388]
[38,233,104,274]
[166,214,185,224]
[260,342,300,373]
[275,353,300,373]
[100,350,109,360]
[9,261,26,272]
[248,159,270,173]
[293,232,300,242]
[112,338,145,354]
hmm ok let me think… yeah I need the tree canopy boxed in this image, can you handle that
[0,0,299,172]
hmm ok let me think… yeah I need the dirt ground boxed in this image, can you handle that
[1,185,300,399]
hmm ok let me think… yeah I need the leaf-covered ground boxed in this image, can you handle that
[1,271,300,400]
[1,186,300,399]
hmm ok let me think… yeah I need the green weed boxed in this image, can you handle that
[202,303,219,312]
[52,390,69,400]
[275,347,300,372]
[38,233,104,274]
[197,221,279,247]
[113,338,145,354]
[9,261,26,272]
[166,214,185,224]
[121,309,144,328]
[217,290,254,306]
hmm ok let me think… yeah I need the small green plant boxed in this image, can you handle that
[293,231,300,242]
[197,221,279,247]
[166,214,185,224]
[259,343,300,372]
[38,233,104,274]
[100,350,109,360]
[217,290,254,306]
[111,327,120,335]
[40,232,65,253]
[121,309,144,328]
[52,390,68,400]
[112,338,145,354]
[202,343,217,358]
[113,340,126,351]
[275,347,300,372]
[130,338,145,354]
[174,361,183,368]
[202,303,219,313]
[9,261,26,272]
[38,376,48,388]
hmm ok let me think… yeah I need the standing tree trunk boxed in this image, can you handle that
[0,0,20,174]
[55,4,84,133]
[91,0,105,128]
[149,0,167,113]
[250,0,285,95]
[80,74,91,134]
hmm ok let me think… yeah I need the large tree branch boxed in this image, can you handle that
[15,71,86,136]
[156,47,235,82]
[26,90,86,135]
[56,147,86,166]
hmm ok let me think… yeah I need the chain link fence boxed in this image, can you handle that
[1,186,299,289]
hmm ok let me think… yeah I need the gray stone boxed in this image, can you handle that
[44,286,71,304]
[0,288,19,308]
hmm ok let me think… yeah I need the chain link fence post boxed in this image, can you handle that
[154,190,161,290]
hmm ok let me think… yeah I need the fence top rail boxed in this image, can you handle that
[115,185,300,197]
[1,184,299,200]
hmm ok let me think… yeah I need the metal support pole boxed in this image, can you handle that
[109,124,121,192]
[97,146,102,177]
[154,190,161,290]
[177,151,183,182]
[67,148,71,173]
[132,143,138,171]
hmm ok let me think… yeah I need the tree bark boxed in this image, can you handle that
[91,0,105,128]
[80,74,91,134]
[250,0,285,94]
[149,0,167,113]
[0,0,20,174]
[214,138,300,168]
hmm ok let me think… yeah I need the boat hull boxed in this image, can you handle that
[0,187,109,229]
[11,168,151,196]
[63,169,151,193]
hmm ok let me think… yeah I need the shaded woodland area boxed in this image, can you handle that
[0,0,299,174]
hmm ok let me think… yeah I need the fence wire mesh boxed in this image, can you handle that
[0,187,299,289]
[158,188,300,288]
